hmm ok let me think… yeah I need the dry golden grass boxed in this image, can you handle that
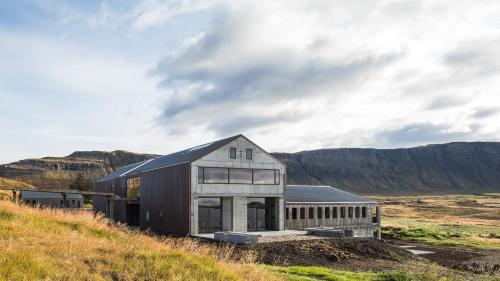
[0,201,277,281]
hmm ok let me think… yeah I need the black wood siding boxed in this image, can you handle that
[140,163,191,235]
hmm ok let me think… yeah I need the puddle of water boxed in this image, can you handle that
[407,249,435,255]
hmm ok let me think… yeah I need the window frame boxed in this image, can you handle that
[325,207,330,219]
[300,207,305,219]
[126,177,141,200]
[230,147,237,159]
[308,207,314,219]
[317,207,323,219]
[246,148,253,160]
[292,208,297,220]
[198,167,280,185]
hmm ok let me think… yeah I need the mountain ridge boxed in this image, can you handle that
[1,142,500,194]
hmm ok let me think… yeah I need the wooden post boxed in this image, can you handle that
[12,190,17,203]
[108,197,114,220]
[62,193,68,208]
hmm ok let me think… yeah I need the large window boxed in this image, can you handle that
[198,167,280,185]
[308,207,314,219]
[127,177,140,200]
[203,167,229,183]
[333,207,338,218]
[253,169,275,184]
[325,207,330,219]
[300,208,305,219]
[317,207,322,219]
[229,168,252,184]
[340,207,346,218]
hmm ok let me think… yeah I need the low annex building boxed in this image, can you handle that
[93,134,286,235]
[285,185,381,238]
[20,190,84,209]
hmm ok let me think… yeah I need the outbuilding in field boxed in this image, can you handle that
[20,190,84,209]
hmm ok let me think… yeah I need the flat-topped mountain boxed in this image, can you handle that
[274,142,500,194]
[0,150,157,189]
[2,142,500,194]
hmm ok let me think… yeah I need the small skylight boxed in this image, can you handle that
[187,142,213,152]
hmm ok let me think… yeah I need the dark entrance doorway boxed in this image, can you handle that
[126,203,140,226]
[247,198,277,231]
[198,198,222,233]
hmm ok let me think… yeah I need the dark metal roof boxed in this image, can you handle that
[98,134,242,182]
[98,160,150,182]
[20,190,63,199]
[285,185,377,203]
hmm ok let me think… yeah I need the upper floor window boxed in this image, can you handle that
[230,147,237,159]
[246,149,253,160]
[203,167,229,184]
[253,169,275,184]
[127,177,140,200]
[198,167,280,185]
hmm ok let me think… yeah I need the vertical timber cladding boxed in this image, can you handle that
[140,163,191,235]
[93,177,127,223]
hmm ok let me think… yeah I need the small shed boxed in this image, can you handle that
[20,190,84,209]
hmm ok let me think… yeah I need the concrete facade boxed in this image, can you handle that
[285,203,381,238]
[191,136,286,234]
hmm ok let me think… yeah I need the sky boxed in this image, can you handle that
[1,0,500,164]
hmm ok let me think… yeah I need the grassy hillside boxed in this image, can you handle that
[0,177,33,201]
[0,201,271,281]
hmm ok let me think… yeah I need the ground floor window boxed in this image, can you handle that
[348,207,354,218]
[198,198,222,233]
[325,207,330,218]
[308,207,314,219]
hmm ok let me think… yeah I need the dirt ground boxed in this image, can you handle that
[200,237,500,275]
[202,238,421,272]
[395,240,500,275]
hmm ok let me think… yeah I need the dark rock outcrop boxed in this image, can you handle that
[273,142,500,194]
[0,151,157,189]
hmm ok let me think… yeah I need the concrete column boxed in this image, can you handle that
[191,198,199,235]
[232,197,247,232]
[12,191,17,203]
[277,197,285,230]
[222,197,233,231]
[376,206,381,239]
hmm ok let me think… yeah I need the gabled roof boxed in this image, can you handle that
[286,185,377,204]
[97,134,243,182]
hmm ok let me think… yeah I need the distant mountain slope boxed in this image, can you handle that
[2,142,500,194]
[0,151,157,189]
[272,142,500,194]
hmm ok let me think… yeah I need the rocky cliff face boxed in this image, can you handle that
[0,151,157,189]
[273,142,500,194]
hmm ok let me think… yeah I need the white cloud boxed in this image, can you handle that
[149,0,500,152]
[2,0,500,163]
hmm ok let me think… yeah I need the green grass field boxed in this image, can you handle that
[375,194,500,250]
[266,264,496,281]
